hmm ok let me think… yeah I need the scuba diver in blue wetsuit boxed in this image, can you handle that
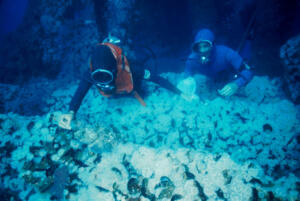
[178,29,253,99]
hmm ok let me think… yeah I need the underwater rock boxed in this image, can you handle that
[0,142,17,159]
[112,182,130,200]
[46,163,59,177]
[122,154,139,178]
[0,187,22,201]
[111,167,122,178]
[249,177,274,188]
[23,174,40,185]
[171,194,183,201]
[66,183,78,194]
[244,76,282,103]
[280,34,300,104]
[215,188,226,201]
[127,198,141,201]
[155,176,175,199]
[60,148,75,162]
[23,161,34,171]
[34,156,52,171]
[153,114,172,133]
[262,123,273,132]
[194,180,208,201]
[29,145,42,156]
[85,126,121,153]
[141,178,156,201]
[127,177,142,195]
[73,159,88,168]
[266,191,277,201]
[70,139,81,150]
[179,133,195,148]
[95,185,110,193]
[74,127,99,144]
[59,147,87,167]
[222,169,232,185]
[250,187,259,201]
[93,153,102,164]
[69,172,81,183]
[296,182,300,195]
[26,121,35,131]
[183,165,195,180]
[37,177,54,193]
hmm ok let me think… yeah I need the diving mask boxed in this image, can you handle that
[193,41,213,64]
[91,69,116,93]
[102,34,121,44]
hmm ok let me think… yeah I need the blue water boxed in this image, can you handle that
[0,0,28,37]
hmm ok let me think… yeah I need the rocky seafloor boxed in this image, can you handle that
[1,0,300,200]
[0,73,300,201]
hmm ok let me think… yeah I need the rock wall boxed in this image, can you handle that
[280,34,300,104]
[0,0,99,84]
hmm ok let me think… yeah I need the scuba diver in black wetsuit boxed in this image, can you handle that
[59,36,183,130]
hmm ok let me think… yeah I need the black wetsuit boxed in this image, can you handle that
[69,65,181,114]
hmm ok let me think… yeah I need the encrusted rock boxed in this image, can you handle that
[155,176,175,199]
[280,34,300,103]
[127,177,142,195]
[263,123,273,132]
[37,176,54,193]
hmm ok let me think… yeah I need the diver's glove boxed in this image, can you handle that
[58,111,74,130]
[218,82,239,97]
[177,77,199,102]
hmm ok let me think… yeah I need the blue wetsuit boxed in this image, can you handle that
[185,29,253,87]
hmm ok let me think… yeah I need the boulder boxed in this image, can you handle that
[280,35,300,104]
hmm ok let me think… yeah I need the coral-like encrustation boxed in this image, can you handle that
[280,34,300,104]
[0,74,299,200]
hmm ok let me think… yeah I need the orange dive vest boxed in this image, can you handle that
[90,43,146,106]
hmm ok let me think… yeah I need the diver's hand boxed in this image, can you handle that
[218,82,238,97]
[58,111,74,130]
